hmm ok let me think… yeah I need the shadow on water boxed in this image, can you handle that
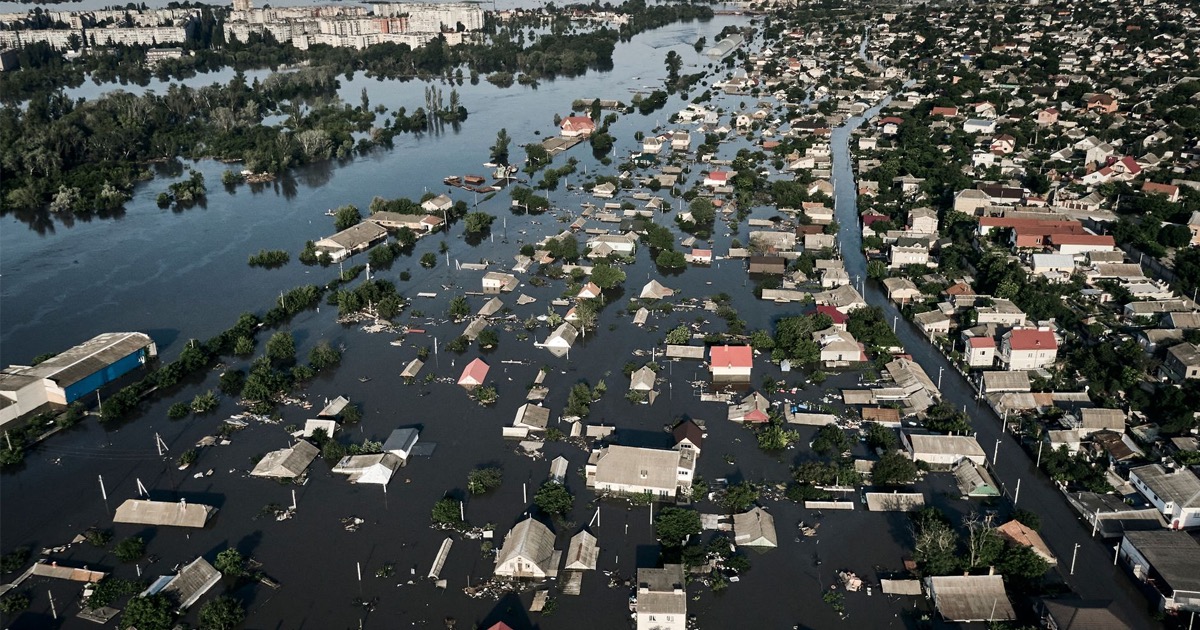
[478,591,537,630]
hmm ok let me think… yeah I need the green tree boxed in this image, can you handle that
[867,260,888,280]
[910,508,960,576]
[233,336,255,356]
[923,402,972,434]
[655,249,686,268]
[811,424,851,458]
[491,128,511,165]
[871,451,919,486]
[368,243,396,267]
[666,325,691,345]
[589,263,626,289]
[757,420,799,451]
[654,507,701,548]
[863,422,897,451]
[121,594,174,630]
[721,482,758,512]
[477,328,499,349]
[463,212,496,234]
[565,382,593,417]
[265,331,295,363]
[534,481,574,516]
[333,205,362,231]
[420,252,437,268]
[447,296,470,320]
[431,497,463,526]
[215,548,245,577]
[998,543,1052,587]
[308,340,342,370]
[467,467,503,495]
[114,537,145,563]
[198,596,244,630]
[0,592,29,614]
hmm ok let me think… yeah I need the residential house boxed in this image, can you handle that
[382,427,420,461]
[902,432,987,467]
[816,305,849,330]
[814,284,867,313]
[732,507,778,548]
[457,358,490,389]
[882,277,921,304]
[560,116,596,138]
[990,134,1016,154]
[1128,464,1200,530]
[964,336,996,368]
[672,419,703,454]
[908,207,938,234]
[889,238,930,269]
[1161,342,1200,382]
[629,366,657,392]
[703,170,732,188]
[313,222,388,263]
[587,233,638,257]
[814,328,865,365]
[996,520,1057,564]
[563,530,599,572]
[591,182,617,199]
[954,459,1001,497]
[513,403,550,432]
[748,256,788,275]
[975,299,1027,326]
[1037,108,1059,125]
[913,311,953,339]
[926,575,1016,622]
[728,391,771,423]
[250,441,319,478]
[687,249,713,264]
[482,272,519,294]
[586,445,696,499]
[1117,531,1200,613]
[421,194,454,214]
[1050,234,1116,256]
[542,323,579,358]
[577,282,602,300]
[1143,182,1181,203]
[710,345,753,380]
[670,130,691,152]
[635,564,687,630]
[640,280,675,300]
[1038,599,1129,630]
[494,517,561,579]
[1086,94,1119,114]
[332,453,402,485]
[999,328,1058,371]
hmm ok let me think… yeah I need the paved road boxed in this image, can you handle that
[828,99,1157,626]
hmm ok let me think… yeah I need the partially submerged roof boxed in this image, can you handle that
[114,499,216,528]
[1122,531,1200,594]
[996,520,1056,563]
[383,428,420,456]
[250,441,319,478]
[1038,599,1129,630]
[318,395,350,418]
[13,332,154,390]
[458,358,490,386]
[158,557,220,611]
[514,404,550,430]
[927,575,1015,622]
[732,507,778,547]
[865,492,925,512]
[629,366,657,391]
[564,530,599,571]
[495,517,559,577]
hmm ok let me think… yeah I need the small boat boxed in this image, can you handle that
[223,417,248,428]
[358,377,372,383]
[390,339,405,346]
[324,209,336,216]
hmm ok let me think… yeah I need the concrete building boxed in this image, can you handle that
[709,345,753,380]
[314,221,388,262]
[1128,464,1200,530]
[1118,531,1200,613]
[635,564,687,630]
[0,332,157,427]
[586,445,695,499]
[964,336,996,368]
[999,328,1058,371]
[1161,342,1200,382]
[902,432,987,467]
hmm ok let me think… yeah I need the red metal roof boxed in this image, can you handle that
[710,345,753,369]
[458,358,490,385]
[815,305,848,324]
[1007,329,1057,351]
[967,337,996,348]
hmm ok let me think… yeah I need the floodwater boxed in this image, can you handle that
[0,13,943,630]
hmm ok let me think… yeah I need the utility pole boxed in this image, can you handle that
[1070,543,1081,575]
[993,439,1000,466]
[937,366,943,390]
[48,590,57,620]
[1013,478,1021,506]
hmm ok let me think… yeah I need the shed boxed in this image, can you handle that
[665,345,705,360]
[953,459,1001,497]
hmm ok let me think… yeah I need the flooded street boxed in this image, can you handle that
[0,10,1083,630]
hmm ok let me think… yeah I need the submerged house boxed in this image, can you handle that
[250,441,319,479]
[458,358,490,389]
[494,517,561,580]
[332,453,403,485]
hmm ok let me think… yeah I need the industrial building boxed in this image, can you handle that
[0,332,157,427]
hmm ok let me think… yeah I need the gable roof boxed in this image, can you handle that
[710,345,753,369]
[250,441,319,478]
[458,358,490,385]
[1006,329,1058,351]
[495,517,558,574]
[114,499,217,528]
[671,419,703,450]
[733,507,778,547]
